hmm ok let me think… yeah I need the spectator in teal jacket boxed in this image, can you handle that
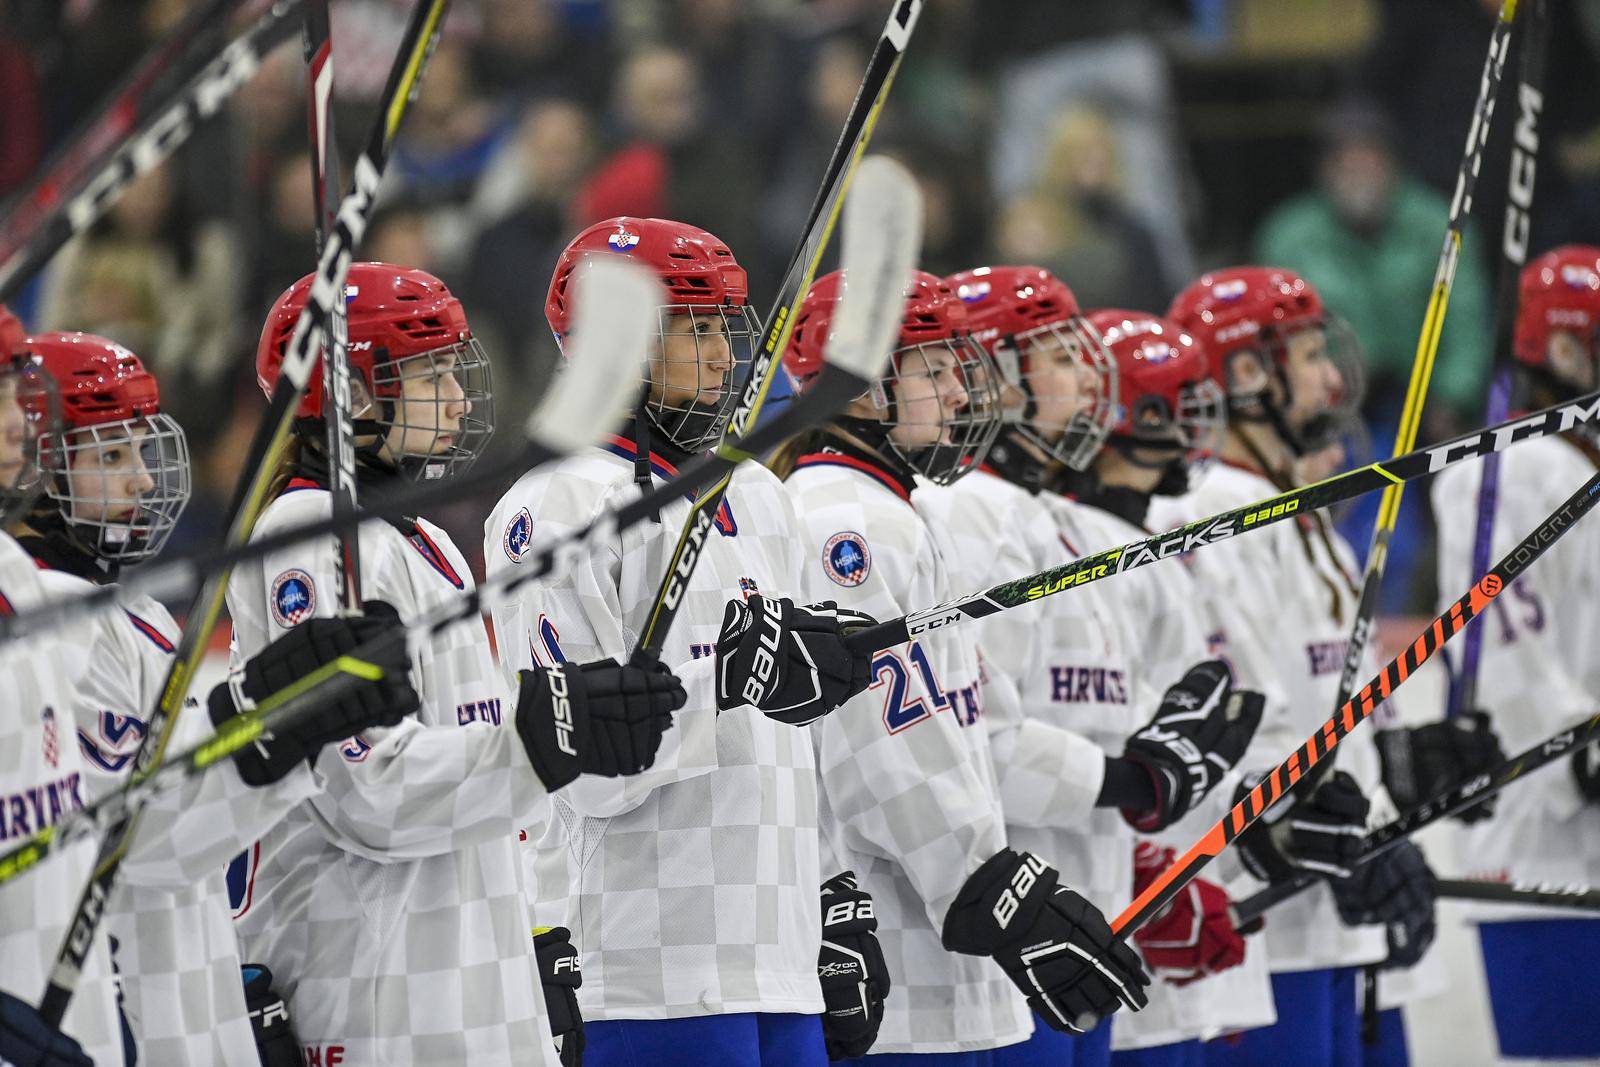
[1255,100,1493,435]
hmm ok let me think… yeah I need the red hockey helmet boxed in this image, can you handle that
[257,262,493,481]
[0,306,57,528]
[945,265,1117,471]
[1087,309,1224,465]
[784,269,1002,485]
[1514,245,1600,383]
[1167,266,1325,386]
[26,332,190,563]
[546,217,758,451]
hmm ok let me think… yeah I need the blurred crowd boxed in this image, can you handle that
[2,0,1599,608]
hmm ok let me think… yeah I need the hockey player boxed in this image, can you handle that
[1161,268,1435,1067]
[13,329,423,1065]
[1432,244,1600,1061]
[487,217,879,1067]
[911,269,1263,1067]
[233,262,687,1067]
[772,267,1151,1065]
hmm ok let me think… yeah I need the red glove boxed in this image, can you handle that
[1131,842,1247,986]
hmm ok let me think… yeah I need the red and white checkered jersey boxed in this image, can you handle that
[227,485,559,1067]
[484,445,825,1022]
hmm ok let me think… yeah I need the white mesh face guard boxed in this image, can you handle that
[369,337,495,482]
[46,412,190,563]
[0,358,57,528]
[1002,316,1119,471]
[644,303,760,452]
[874,335,1004,485]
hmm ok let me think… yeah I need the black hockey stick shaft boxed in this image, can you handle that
[302,0,363,613]
[1436,878,1600,911]
[1230,709,1600,925]
[1326,0,1519,749]
[632,0,923,659]
[843,389,1600,655]
[0,0,240,265]
[0,0,305,303]
[1114,466,1600,939]
[37,0,451,1023]
[1455,0,1551,716]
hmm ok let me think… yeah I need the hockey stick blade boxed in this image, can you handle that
[1230,708,1600,926]
[531,257,662,453]
[844,388,1600,655]
[1114,467,1600,941]
[820,155,923,382]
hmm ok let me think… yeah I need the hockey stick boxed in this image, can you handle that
[1326,0,1519,745]
[1109,467,1600,949]
[36,0,451,1022]
[1229,709,1600,925]
[301,0,363,615]
[0,0,240,267]
[842,388,1600,654]
[0,255,660,890]
[0,0,306,303]
[1453,0,1552,717]
[1435,878,1600,912]
[0,159,917,888]
[631,0,923,662]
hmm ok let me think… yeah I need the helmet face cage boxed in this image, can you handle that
[1,358,59,528]
[645,302,759,452]
[367,337,495,481]
[1290,315,1366,454]
[873,335,1003,485]
[45,412,190,563]
[1005,316,1119,471]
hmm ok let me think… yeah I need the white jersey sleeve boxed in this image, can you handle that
[918,475,1106,830]
[45,572,286,1065]
[789,459,1030,1055]
[1433,438,1600,916]
[0,534,124,1066]
[483,453,721,820]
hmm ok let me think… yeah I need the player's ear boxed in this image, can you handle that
[349,373,376,418]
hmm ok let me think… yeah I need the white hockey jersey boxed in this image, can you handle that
[484,439,825,1022]
[0,531,123,1065]
[1433,435,1600,920]
[35,562,322,1066]
[1152,461,1386,973]
[786,449,1031,1055]
[227,482,558,1067]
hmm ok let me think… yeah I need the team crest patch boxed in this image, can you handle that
[504,508,533,562]
[608,228,640,251]
[823,531,871,587]
[270,569,316,628]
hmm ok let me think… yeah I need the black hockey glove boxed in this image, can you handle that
[1119,660,1265,831]
[714,596,875,725]
[241,964,301,1067]
[209,601,420,787]
[1329,842,1437,969]
[818,871,891,1060]
[1571,739,1600,806]
[0,990,91,1067]
[1376,711,1506,823]
[942,849,1150,1034]
[514,657,687,793]
[533,926,584,1067]
[1236,771,1370,883]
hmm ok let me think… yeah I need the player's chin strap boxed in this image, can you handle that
[15,511,121,584]
[982,430,1051,494]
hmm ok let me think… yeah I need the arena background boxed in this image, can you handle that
[6,1,1600,1062]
